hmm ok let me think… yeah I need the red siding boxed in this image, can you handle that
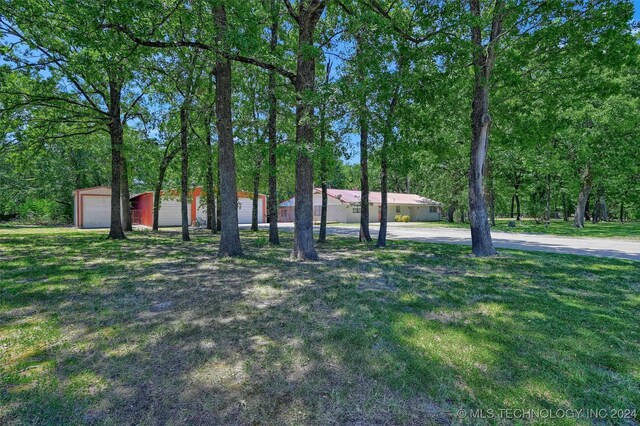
[132,193,154,227]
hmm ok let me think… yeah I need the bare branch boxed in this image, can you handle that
[104,23,297,84]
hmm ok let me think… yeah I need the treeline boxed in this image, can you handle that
[0,0,638,258]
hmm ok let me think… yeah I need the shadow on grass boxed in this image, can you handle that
[0,229,638,425]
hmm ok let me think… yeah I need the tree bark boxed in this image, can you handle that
[467,0,501,255]
[153,145,178,231]
[180,106,191,242]
[359,115,372,242]
[356,36,372,243]
[205,111,216,234]
[545,174,551,223]
[377,89,398,248]
[376,136,389,247]
[620,199,624,223]
[216,165,222,232]
[291,0,324,261]
[446,203,456,223]
[573,165,592,228]
[250,84,263,233]
[318,62,330,244]
[214,5,242,256]
[121,155,132,231]
[510,193,515,218]
[562,192,568,221]
[267,0,280,244]
[107,78,126,240]
[599,186,608,221]
[468,0,500,256]
[251,165,260,231]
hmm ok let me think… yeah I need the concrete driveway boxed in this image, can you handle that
[248,222,640,261]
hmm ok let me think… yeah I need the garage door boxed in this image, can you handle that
[82,196,111,228]
[158,199,190,226]
[237,197,263,224]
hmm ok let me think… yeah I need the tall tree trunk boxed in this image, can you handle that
[318,181,328,242]
[251,165,260,231]
[573,164,592,228]
[267,0,280,244]
[515,194,521,220]
[377,90,398,248]
[468,0,501,256]
[446,203,456,223]
[599,186,608,221]
[460,206,465,223]
[376,134,389,247]
[318,62,330,244]
[107,78,126,240]
[562,192,568,221]
[620,199,624,223]
[216,165,222,232]
[291,0,324,261]
[356,36,371,243]
[180,106,191,242]
[153,145,177,231]
[121,155,132,231]
[205,111,216,234]
[250,84,262,233]
[585,194,591,221]
[545,174,551,222]
[510,193,515,218]
[359,115,372,242]
[215,5,242,256]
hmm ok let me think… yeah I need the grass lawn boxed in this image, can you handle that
[1,227,638,425]
[402,218,640,239]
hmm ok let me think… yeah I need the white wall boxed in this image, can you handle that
[157,197,189,226]
[194,195,264,225]
[303,193,441,223]
[312,193,379,223]
[390,204,440,222]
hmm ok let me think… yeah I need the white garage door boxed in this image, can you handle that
[83,196,111,228]
[237,197,263,224]
[158,199,190,226]
[195,195,207,223]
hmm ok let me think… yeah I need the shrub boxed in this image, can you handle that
[394,214,402,222]
[402,215,410,222]
[16,198,69,224]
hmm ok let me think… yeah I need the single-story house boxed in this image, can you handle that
[278,188,442,223]
[73,186,266,228]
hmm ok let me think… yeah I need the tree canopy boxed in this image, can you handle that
[1,0,638,257]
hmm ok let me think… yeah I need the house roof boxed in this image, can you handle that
[279,189,442,207]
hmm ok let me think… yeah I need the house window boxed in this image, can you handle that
[395,206,401,214]
[313,206,321,216]
[429,206,438,213]
[352,205,361,213]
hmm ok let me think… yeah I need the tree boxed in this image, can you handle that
[1,0,150,239]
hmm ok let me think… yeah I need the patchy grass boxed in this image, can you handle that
[403,218,640,239]
[0,227,638,425]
